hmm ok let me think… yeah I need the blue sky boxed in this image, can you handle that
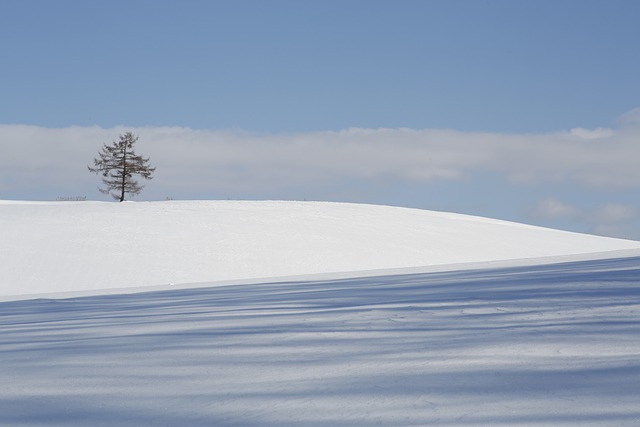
[2,0,640,239]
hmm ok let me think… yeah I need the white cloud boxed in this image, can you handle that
[568,127,615,139]
[617,107,640,126]
[143,122,640,195]
[2,108,640,201]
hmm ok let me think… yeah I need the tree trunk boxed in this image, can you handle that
[120,145,127,202]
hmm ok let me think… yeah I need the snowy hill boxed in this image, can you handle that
[1,199,639,298]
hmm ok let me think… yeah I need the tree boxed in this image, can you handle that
[88,132,155,202]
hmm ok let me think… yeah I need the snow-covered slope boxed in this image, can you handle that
[2,200,639,298]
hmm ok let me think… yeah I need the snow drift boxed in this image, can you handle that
[1,200,639,298]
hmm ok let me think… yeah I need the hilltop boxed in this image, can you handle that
[2,200,638,298]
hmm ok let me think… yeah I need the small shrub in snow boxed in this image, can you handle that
[55,196,87,201]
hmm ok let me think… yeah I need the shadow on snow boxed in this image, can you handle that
[1,256,639,426]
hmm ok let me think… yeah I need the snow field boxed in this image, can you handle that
[1,200,639,425]
[1,200,639,298]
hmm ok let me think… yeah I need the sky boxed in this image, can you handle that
[1,0,640,239]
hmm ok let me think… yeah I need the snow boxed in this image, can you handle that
[1,200,639,298]
[1,200,640,425]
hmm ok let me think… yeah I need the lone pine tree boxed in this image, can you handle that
[88,132,155,202]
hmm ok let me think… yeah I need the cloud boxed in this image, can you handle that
[617,107,640,126]
[143,120,640,196]
[2,108,640,201]
[568,127,615,139]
